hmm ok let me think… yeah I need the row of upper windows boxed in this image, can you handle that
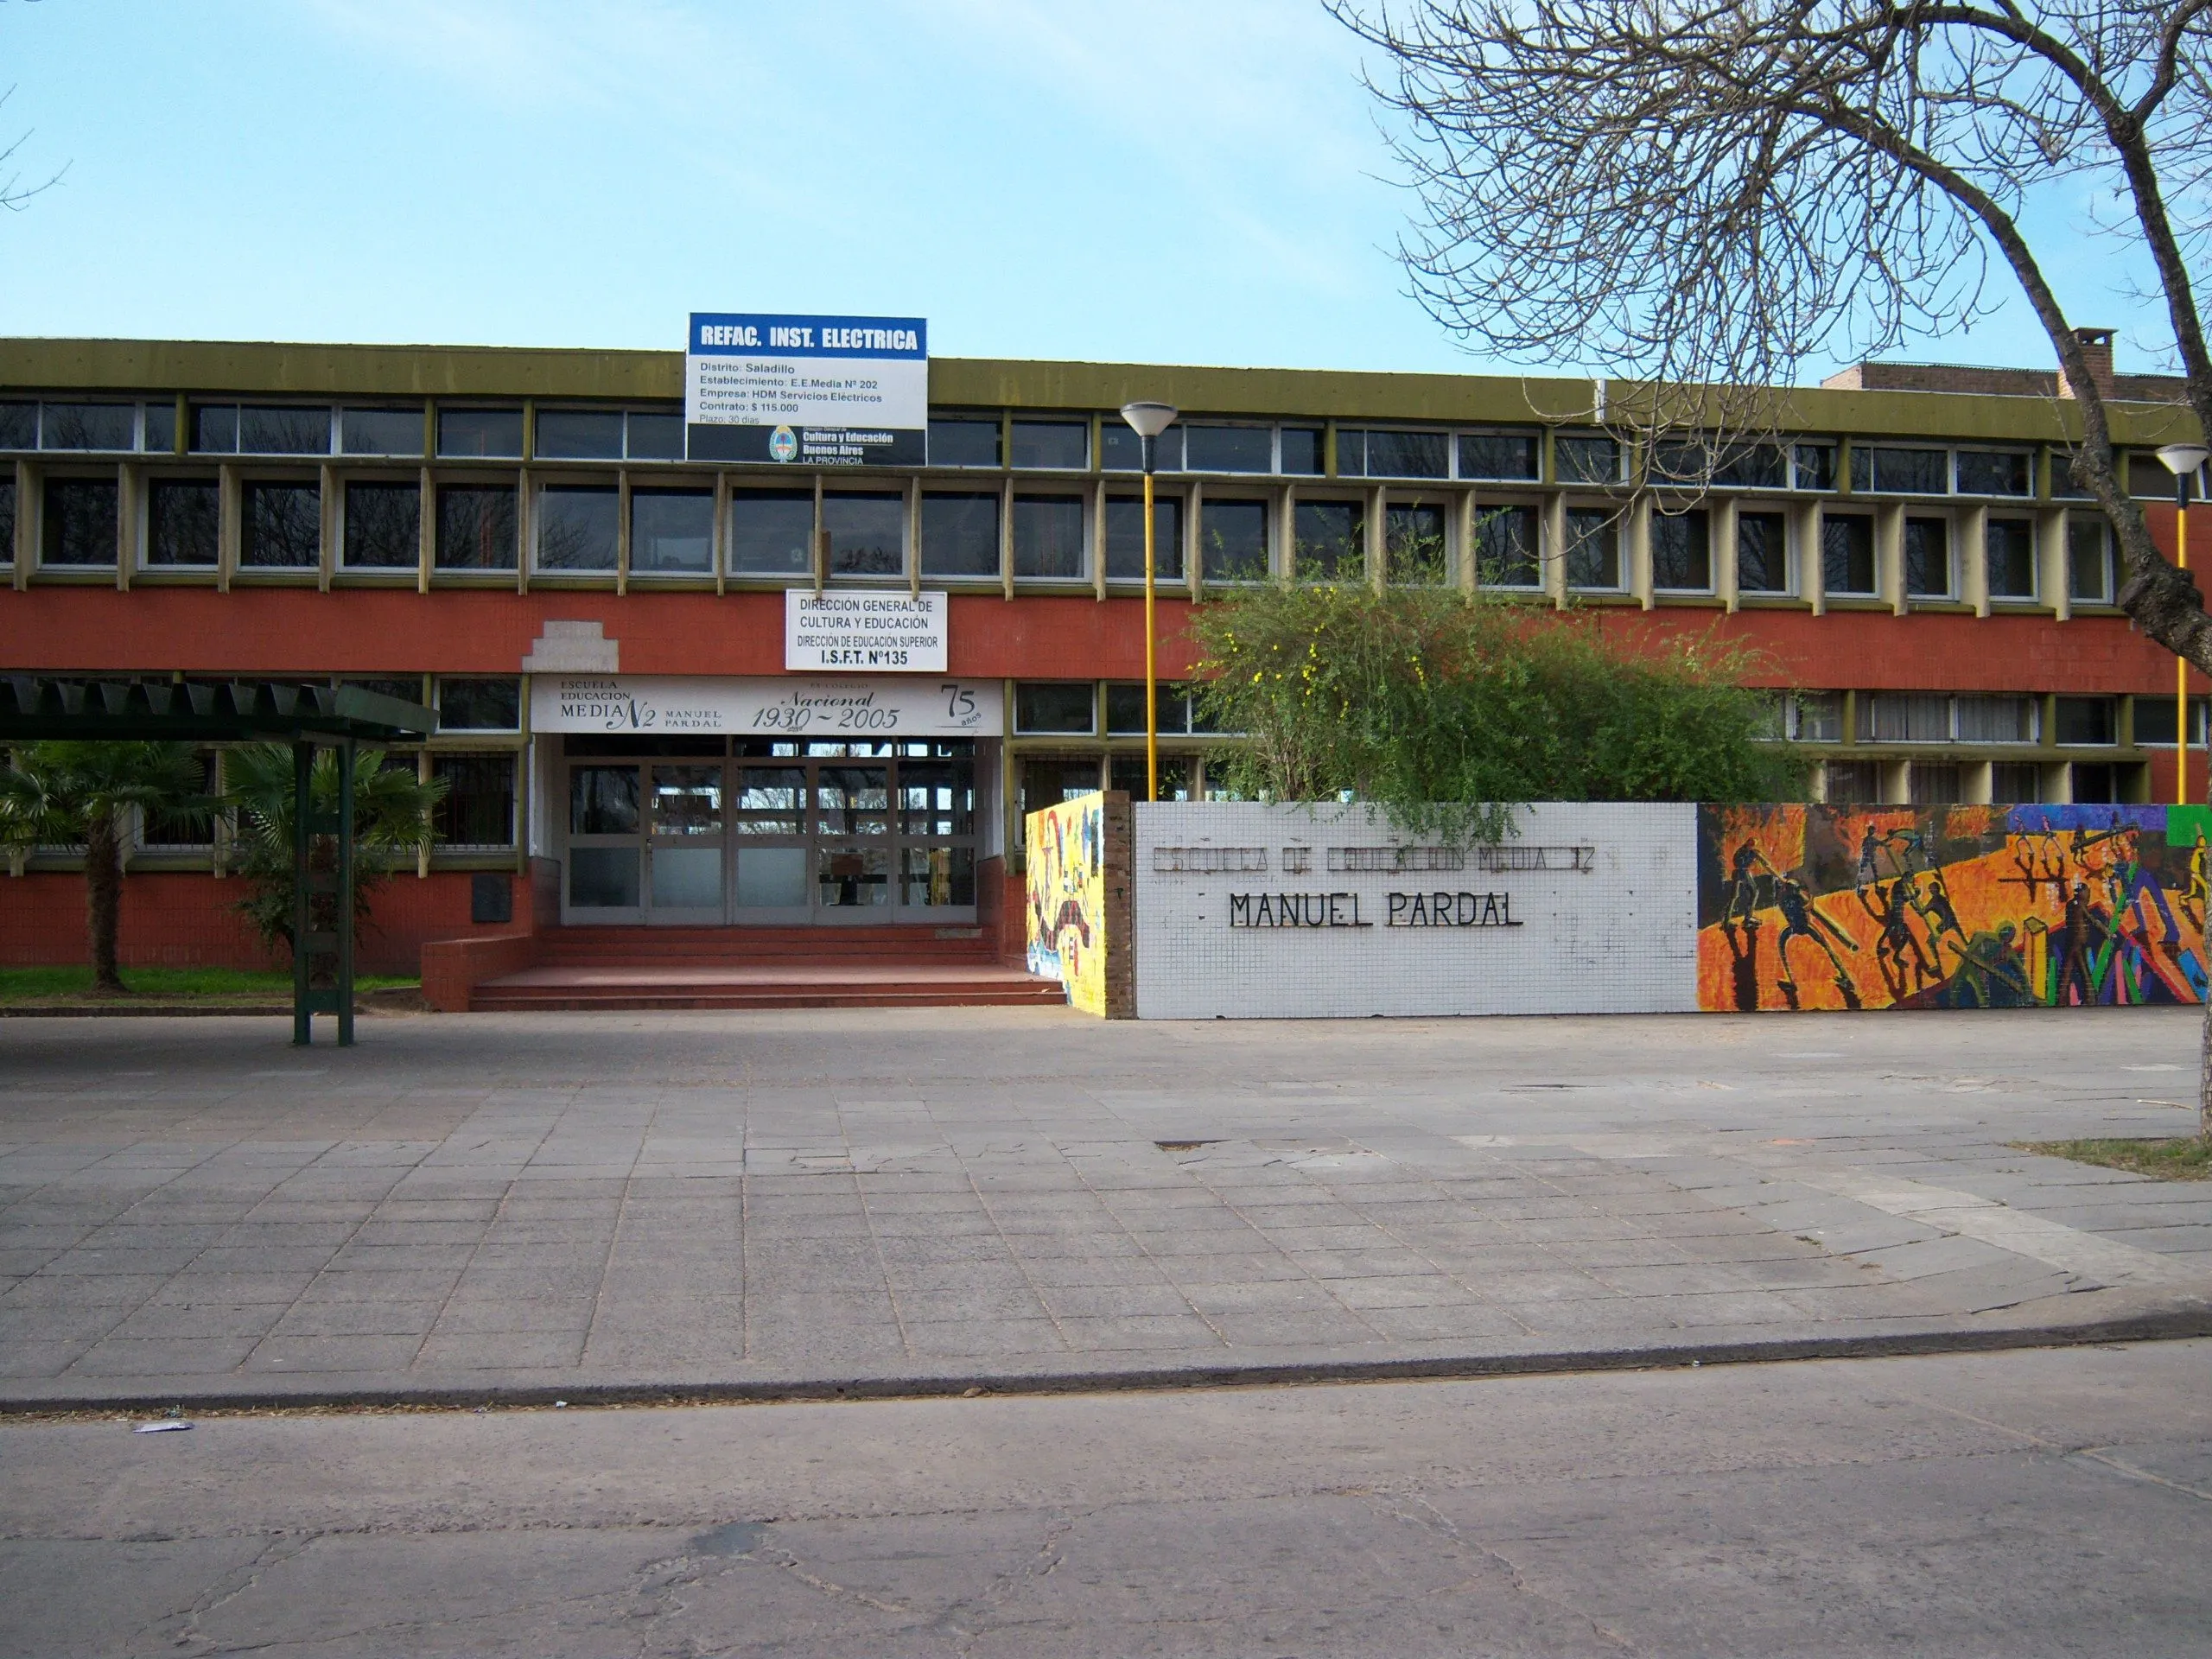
[1777,691,2130,746]
[0,397,2190,497]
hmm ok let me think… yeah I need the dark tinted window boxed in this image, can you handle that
[920,492,1000,577]
[1386,503,1448,585]
[1793,442,1837,491]
[240,480,320,568]
[146,480,219,566]
[1737,511,1788,593]
[341,407,423,456]
[1853,445,1949,493]
[1101,423,1183,473]
[729,490,813,575]
[1340,428,1447,479]
[436,483,518,569]
[2052,451,2094,499]
[1185,424,1273,474]
[630,487,713,574]
[189,404,238,454]
[628,412,684,461]
[1556,434,1619,483]
[1010,420,1087,470]
[436,677,521,730]
[1475,503,1539,586]
[1014,683,1096,734]
[1013,493,1085,578]
[1104,494,1181,581]
[1459,430,1539,480]
[41,403,135,451]
[434,753,517,847]
[1652,509,1711,589]
[437,408,524,459]
[1904,516,1950,596]
[1955,450,2031,496]
[345,480,421,569]
[929,418,1000,467]
[1566,508,1618,588]
[0,403,34,448]
[1106,683,1193,734]
[1199,498,1268,581]
[1986,518,2036,599]
[1822,514,1876,594]
[2055,696,2116,745]
[1295,499,1363,582]
[533,410,624,460]
[823,492,904,576]
[536,485,618,570]
[41,477,117,565]
[142,403,176,454]
[2067,517,2112,601]
[238,406,331,455]
[0,478,12,562]
[1279,428,1322,474]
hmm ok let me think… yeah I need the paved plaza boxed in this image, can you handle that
[3,1006,2211,1406]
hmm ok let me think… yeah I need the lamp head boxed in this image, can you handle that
[1120,401,1179,440]
[2156,442,2210,476]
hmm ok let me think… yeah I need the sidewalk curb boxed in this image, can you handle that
[9,1296,2208,1417]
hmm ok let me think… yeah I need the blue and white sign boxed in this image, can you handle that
[686,312,928,467]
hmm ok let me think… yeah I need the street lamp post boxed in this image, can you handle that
[1120,401,1179,803]
[2158,442,2212,806]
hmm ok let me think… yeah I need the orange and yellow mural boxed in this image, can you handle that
[1026,791,1107,1015]
[1698,804,2212,1011]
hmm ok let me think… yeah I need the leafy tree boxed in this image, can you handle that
[0,742,214,994]
[1188,584,1802,841]
[223,745,444,971]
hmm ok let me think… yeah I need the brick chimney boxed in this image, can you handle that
[2060,327,2116,401]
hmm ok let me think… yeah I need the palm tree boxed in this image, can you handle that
[222,744,444,967]
[0,742,215,994]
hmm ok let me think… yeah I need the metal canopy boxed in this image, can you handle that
[0,676,439,1047]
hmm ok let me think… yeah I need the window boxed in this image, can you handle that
[1013,493,1085,579]
[436,678,521,731]
[41,477,117,566]
[344,481,421,569]
[2071,762,2122,803]
[1955,450,2032,496]
[189,404,238,453]
[1106,683,1195,734]
[1792,442,1838,491]
[1386,503,1448,585]
[0,402,34,448]
[920,492,1000,578]
[238,407,331,455]
[1014,683,1096,734]
[1200,498,1268,582]
[823,491,904,577]
[2132,696,2208,747]
[1295,499,1364,582]
[1737,511,1789,593]
[536,485,619,571]
[1555,433,1620,484]
[1821,514,1876,594]
[1341,429,1448,479]
[0,476,13,561]
[1908,764,1962,804]
[145,480,219,566]
[1865,694,1949,742]
[2129,454,2177,499]
[1955,696,2036,743]
[533,409,624,460]
[1104,494,1182,581]
[1459,430,1540,481]
[1652,509,1711,590]
[1018,754,1103,816]
[344,677,423,704]
[436,408,523,460]
[1653,438,1787,489]
[1789,692,1843,742]
[630,486,713,574]
[1986,518,2036,600]
[435,483,518,570]
[1009,421,1087,471]
[1101,423,1185,474]
[2055,696,2117,746]
[1851,444,1948,494]
[1185,424,1274,474]
[729,490,813,575]
[1475,503,1539,587]
[1279,428,1323,474]
[143,403,176,454]
[341,408,424,457]
[1904,516,1951,597]
[433,754,517,849]
[1992,762,2042,802]
[2051,451,2094,499]
[626,412,684,461]
[1109,753,1193,800]
[1565,507,1618,588]
[2067,515,2113,602]
[41,403,137,451]
[240,480,320,568]
[929,417,1001,468]
[1823,760,1878,804]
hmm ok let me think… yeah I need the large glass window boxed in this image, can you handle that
[929,417,1001,468]
[571,766,641,835]
[1955,696,2037,743]
[0,403,35,448]
[1955,450,2032,496]
[436,677,521,730]
[435,483,518,569]
[630,486,713,574]
[40,404,136,451]
[823,491,904,577]
[1904,516,1951,597]
[340,408,423,457]
[432,754,517,849]
[1851,445,1949,494]
[1821,513,1876,594]
[41,477,117,566]
[146,479,219,567]
[1792,443,1838,491]
[1459,430,1540,480]
[1107,682,1196,734]
[1865,694,1950,742]
[1295,499,1364,582]
[2132,696,2209,747]
[344,480,421,569]
[1279,428,1323,475]
[533,409,624,460]
[1386,503,1447,585]
[1200,498,1268,582]
[1565,507,1618,589]
[1343,429,1448,480]
[0,477,14,562]
[143,403,176,454]
[1009,420,1087,471]
[188,404,239,454]
[1102,423,1184,474]
[535,484,618,571]
[1014,683,1096,734]
[1555,434,1620,484]
[1104,494,1182,581]
[1737,511,1789,593]
[2067,515,2113,602]
[1013,493,1085,579]
[436,408,523,460]
[920,492,1000,578]
[1475,503,1539,587]
[1652,509,1711,590]
[240,480,320,568]
[626,412,684,461]
[2055,696,2117,746]
[1789,692,1843,742]
[728,489,813,575]
[1185,424,1274,474]
[1986,518,2036,600]
[238,407,331,455]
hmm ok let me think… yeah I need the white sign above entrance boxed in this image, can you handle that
[531,676,999,740]
[785,589,948,673]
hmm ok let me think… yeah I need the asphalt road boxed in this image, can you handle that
[3,1338,2209,1657]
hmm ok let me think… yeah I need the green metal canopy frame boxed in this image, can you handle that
[1,677,438,1046]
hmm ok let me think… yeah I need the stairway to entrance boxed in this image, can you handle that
[468,925,1068,1012]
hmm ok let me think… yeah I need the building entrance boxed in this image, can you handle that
[561,737,979,926]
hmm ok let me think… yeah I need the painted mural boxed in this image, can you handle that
[1027,791,1108,1015]
[1698,804,2212,1012]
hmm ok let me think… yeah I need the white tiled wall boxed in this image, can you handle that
[1132,802,1699,1019]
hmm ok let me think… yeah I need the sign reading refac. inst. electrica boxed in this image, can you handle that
[686,313,927,467]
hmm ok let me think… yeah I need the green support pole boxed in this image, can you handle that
[336,739,356,1047]
[291,740,312,1046]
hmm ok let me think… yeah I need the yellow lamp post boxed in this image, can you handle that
[1120,401,1179,803]
[2158,442,2211,805]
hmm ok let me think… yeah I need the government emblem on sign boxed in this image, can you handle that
[769,424,798,462]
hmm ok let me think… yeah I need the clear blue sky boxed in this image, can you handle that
[0,0,2183,384]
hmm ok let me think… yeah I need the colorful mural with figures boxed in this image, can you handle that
[1027,792,1108,1014]
[1698,804,2212,1012]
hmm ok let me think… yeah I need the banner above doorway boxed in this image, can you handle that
[530,675,1000,740]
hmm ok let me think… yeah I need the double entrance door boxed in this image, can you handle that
[563,737,978,925]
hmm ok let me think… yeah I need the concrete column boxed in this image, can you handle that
[1961,503,1989,616]
[1802,501,1826,614]
[1713,496,1739,612]
[1877,499,1906,613]
[1628,497,1654,608]
[2039,505,2071,619]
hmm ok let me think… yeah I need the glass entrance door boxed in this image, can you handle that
[645,763,724,924]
